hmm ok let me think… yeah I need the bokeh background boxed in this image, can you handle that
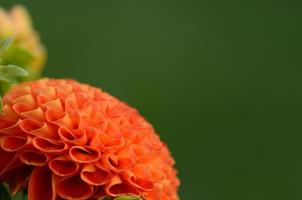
[2,0,302,199]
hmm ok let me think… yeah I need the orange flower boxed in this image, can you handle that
[0,5,46,74]
[0,78,179,200]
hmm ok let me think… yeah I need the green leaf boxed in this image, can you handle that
[0,38,34,68]
[0,64,28,82]
[1,47,34,68]
[0,184,11,200]
[114,195,142,200]
[11,191,27,200]
[0,80,11,97]
[0,38,14,56]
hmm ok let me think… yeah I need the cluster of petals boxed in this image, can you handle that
[0,5,46,72]
[0,78,179,200]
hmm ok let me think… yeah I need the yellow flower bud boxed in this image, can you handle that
[0,5,46,77]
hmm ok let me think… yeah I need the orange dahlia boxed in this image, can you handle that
[0,78,179,200]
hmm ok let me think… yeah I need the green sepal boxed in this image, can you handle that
[11,191,27,200]
[0,184,11,200]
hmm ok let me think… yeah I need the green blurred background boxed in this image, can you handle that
[2,0,302,199]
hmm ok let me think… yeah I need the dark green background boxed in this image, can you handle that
[2,0,302,199]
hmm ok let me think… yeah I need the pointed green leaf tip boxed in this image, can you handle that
[0,38,13,57]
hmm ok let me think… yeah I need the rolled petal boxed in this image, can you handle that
[64,93,79,111]
[20,119,58,138]
[20,119,43,133]
[19,107,45,121]
[81,164,110,186]
[0,135,29,151]
[1,105,19,121]
[49,156,79,176]
[12,103,34,115]
[133,146,150,161]
[36,95,49,105]
[0,148,17,175]
[56,175,93,199]
[51,175,60,200]
[58,127,87,145]
[4,166,32,195]
[90,131,125,152]
[55,83,73,98]
[42,98,63,111]
[104,137,125,151]
[33,137,68,153]
[0,119,22,134]
[102,154,135,172]
[105,175,140,197]
[123,171,153,191]
[91,186,106,199]
[69,145,100,163]
[12,94,36,106]
[46,109,73,129]
[143,183,164,200]
[150,167,166,182]
[78,115,97,130]
[3,86,32,104]
[34,86,56,100]
[19,150,48,166]
[28,166,54,200]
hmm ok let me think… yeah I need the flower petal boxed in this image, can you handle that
[56,175,93,199]
[20,119,58,138]
[105,175,140,197]
[46,109,73,129]
[58,127,87,145]
[0,119,22,134]
[0,135,29,151]
[49,156,79,176]
[33,137,67,153]
[81,164,110,186]
[4,166,32,195]
[123,171,153,191]
[69,145,100,163]
[19,150,48,166]
[28,166,54,200]
[19,107,45,121]
[0,148,17,175]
